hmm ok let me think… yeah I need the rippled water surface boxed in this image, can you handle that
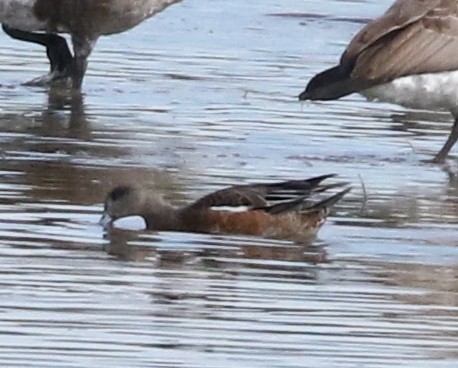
[0,0,457,367]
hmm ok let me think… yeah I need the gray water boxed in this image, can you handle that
[0,0,457,367]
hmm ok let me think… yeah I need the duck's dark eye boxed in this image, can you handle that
[109,186,132,201]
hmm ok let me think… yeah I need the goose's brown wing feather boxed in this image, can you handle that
[342,0,443,66]
[344,0,458,82]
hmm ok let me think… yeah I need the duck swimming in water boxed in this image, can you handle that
[101,174,351,242]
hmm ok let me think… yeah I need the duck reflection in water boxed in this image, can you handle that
[103,226,329,267]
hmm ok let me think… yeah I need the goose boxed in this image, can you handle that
[0,0,183,89]
[299,0,458,163]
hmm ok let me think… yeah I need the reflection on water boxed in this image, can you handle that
[0,0,457,367]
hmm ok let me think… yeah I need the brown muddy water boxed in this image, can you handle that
[0,0,457,367]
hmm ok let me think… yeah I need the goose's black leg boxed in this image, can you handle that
[70,34,97,89]
[433,117,458,163]
[2,24,73,84]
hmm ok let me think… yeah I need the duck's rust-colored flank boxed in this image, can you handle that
[101,174,351,242]
[300,0,458,163]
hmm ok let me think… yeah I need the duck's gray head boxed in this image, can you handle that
[100,185,147,226]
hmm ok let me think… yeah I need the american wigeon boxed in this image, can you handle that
[299,0,458,163]
[0,0,183,88]
[100,174,351,241]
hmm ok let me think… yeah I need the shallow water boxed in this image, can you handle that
[0,0,457,367]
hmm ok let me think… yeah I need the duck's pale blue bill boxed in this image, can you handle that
[99,212,112,227]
